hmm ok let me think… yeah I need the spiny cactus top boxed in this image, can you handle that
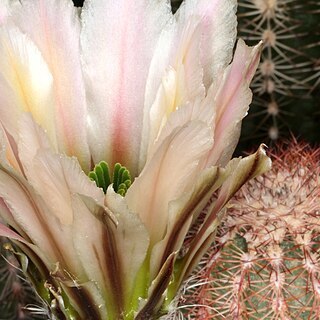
[178,141,320,319]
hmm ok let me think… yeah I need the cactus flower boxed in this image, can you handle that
[0,0,271,319]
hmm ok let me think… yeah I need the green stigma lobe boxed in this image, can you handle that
[89,161,132,196]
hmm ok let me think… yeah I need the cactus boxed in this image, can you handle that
[0,238,48,320]
[237,0,320,149]
[173,140,320,319]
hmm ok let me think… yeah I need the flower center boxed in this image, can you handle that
[88,161,132,196]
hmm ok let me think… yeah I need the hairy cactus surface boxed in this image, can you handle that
[174,141,320,319]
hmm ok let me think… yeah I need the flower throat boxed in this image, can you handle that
[88,161,132,196]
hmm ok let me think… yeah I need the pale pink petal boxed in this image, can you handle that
[0,27,56,148]
[104,188,149,307]
[0,0,9,25]
[0,222,26,243]
[178,145,271,286]
[0,124,22,174]
[141,0,237,166]
[72,190,149,318]
[141,19,205,162]
[149,166,225,279]
[205,40,263,167]
[81,0,171,176]
[136,252,176,319]
[18,114,104,225]
[0,157,91,284]
[126,121,213,245]
[0,165,64,264]
[177,0,237,87]
[12,0,90,171]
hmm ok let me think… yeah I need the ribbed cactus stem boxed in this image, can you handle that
[174,141,320,319]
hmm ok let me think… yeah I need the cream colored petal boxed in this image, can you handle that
[18,114,104,225]
[176,0,237,87]
[0,136,95,297]
[140,0,237,167]
[214,145,271,212]
[72,190,149,319]
[81,0,171,176]
[126,120,213,246]
[206,40,263,167]
[0,26,56,148]
[12,0,90,170]
[0,165,65,266]
[149,166,226,280]
[71,195,111,318]
[142,20,205,160]
[104,188,149,309]
[176,145,271,287]
[147,84,217,161]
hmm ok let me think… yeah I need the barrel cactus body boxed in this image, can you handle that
[176,141,320,319]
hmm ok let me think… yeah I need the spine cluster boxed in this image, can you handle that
[176,141,320,319]
[237,0,319,146]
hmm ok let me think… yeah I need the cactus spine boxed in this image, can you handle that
[174,141,320,319]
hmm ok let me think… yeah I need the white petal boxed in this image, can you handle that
[141,16,206,166]
[0,0,9,25]
[142,19,206,159]
[126,120,213,245]
[18,114,104,225]
[81,0,171,176]
[206,40,263,167]
[141,0,237,168]
[0,27,56,148]
[12,0,90,170]
[72,190,149,318]
[178,145,271,285]
[177,0,237,87]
